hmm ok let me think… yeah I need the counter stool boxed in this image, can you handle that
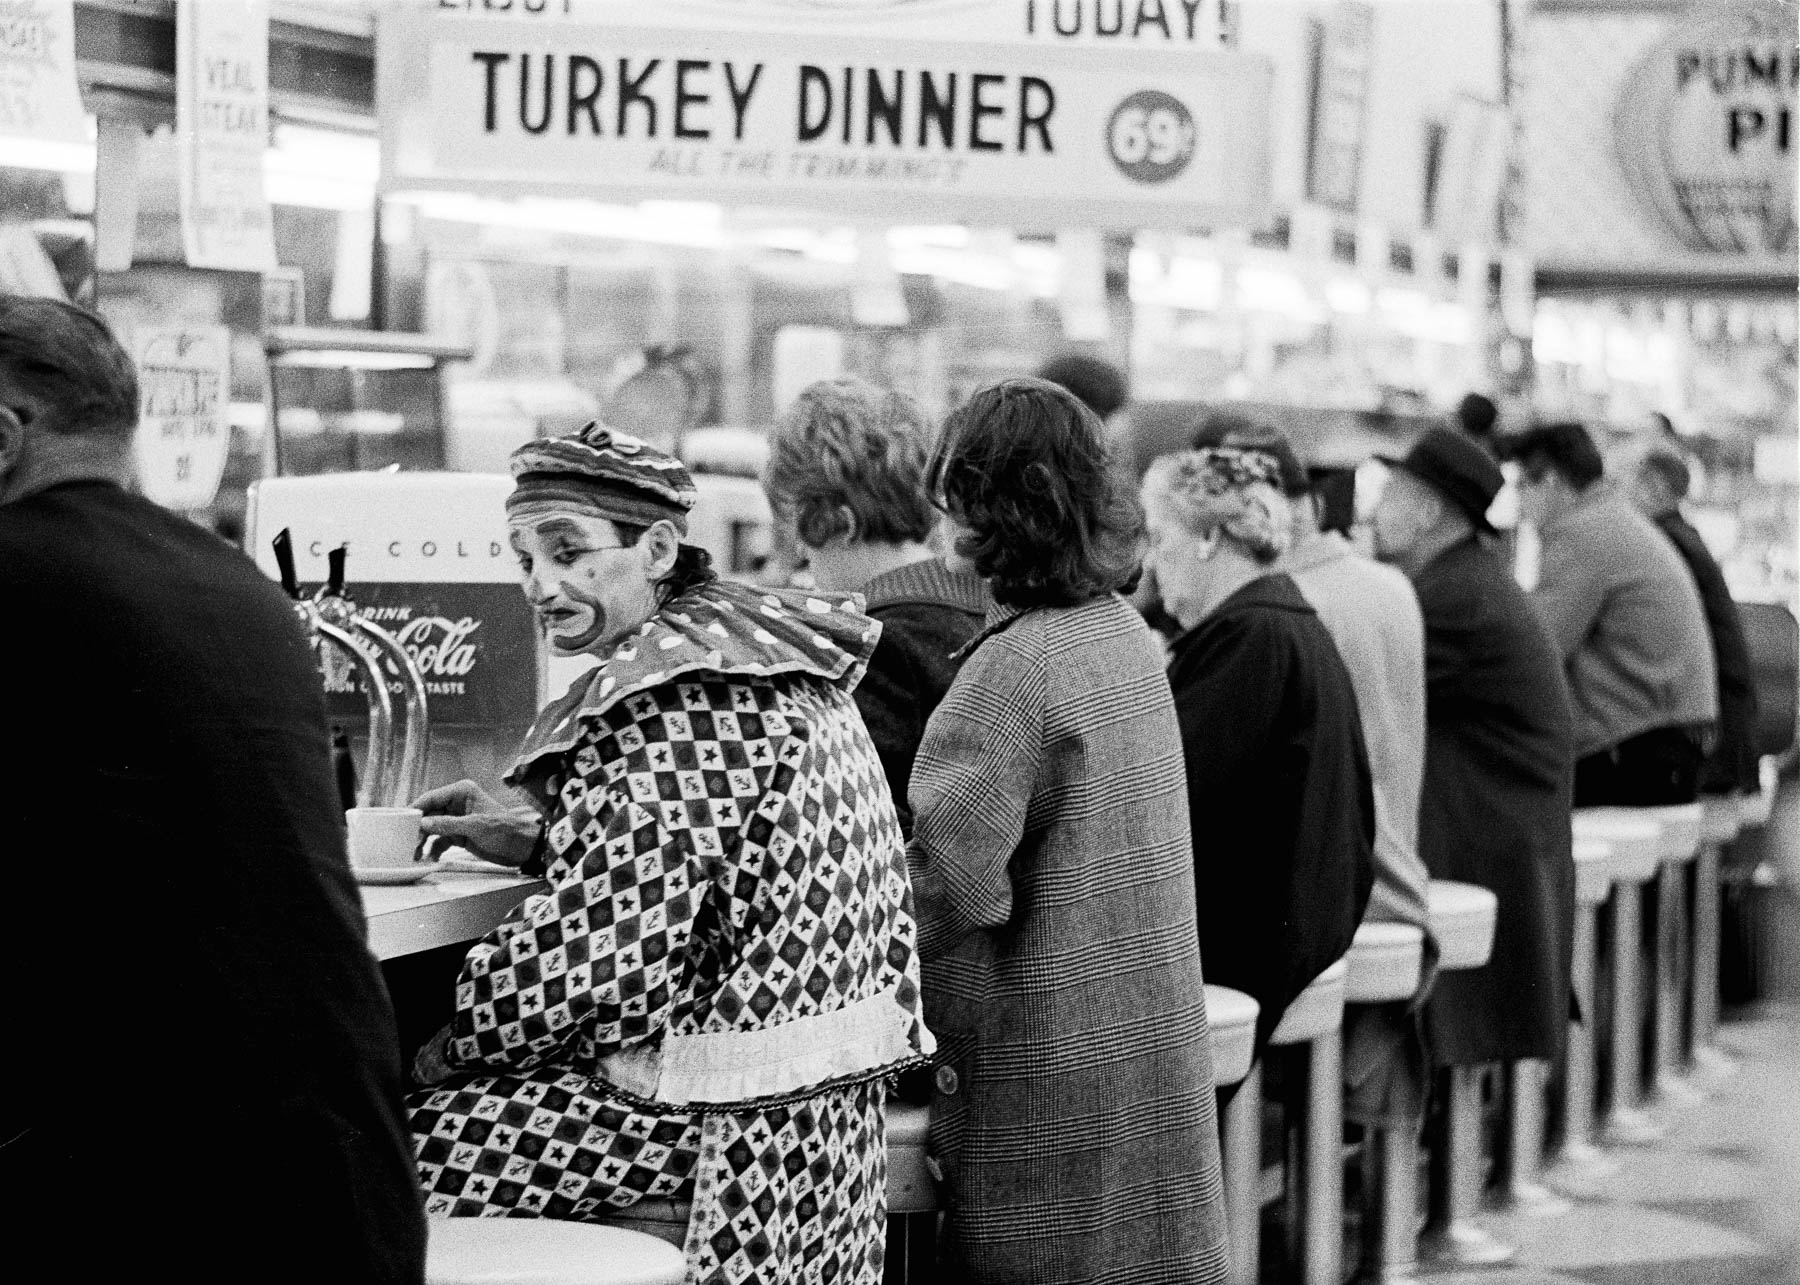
[426,1217,685,1285]
[1573,811,1663,1146]
[1206,984,1262,1285]
[1693,796,1743,1077]
[1645,804,1705,1104]
[886,1100,936,1281]
[1344,922,1425,1284]
[1270,958,1349,1285]
[1547,837,1619,1184]
[1419,882,1510,1267]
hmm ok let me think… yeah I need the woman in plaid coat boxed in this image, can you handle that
[908,379,1230,1284]
[408,424,933,1285]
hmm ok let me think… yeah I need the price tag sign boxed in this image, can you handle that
[0,0,87,147]
[1106,90,1197,184]
[132,325,232,512]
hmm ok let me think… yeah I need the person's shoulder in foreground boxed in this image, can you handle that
[0,294,426,1283]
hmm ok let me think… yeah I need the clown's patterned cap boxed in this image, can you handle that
[510,421,698,513]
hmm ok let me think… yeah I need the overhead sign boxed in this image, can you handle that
[1304,0,1374,213]
[1613,1,1796,257]
[1523,0,1797,278]
[429,0,1237,48]
[177,0,276,271]
[377,7,1272,229]
[131,325,232,512]
[0,0,86,147]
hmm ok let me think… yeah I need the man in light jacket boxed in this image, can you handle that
[1509,423,1718,806]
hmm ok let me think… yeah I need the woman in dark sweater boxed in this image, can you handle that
[1141,447,1375,1052]
[763,377,987,833]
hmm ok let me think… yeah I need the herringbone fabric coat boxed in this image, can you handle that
[908,594,1230,1285]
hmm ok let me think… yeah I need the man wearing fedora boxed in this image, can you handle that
[1369,428,1577,1257]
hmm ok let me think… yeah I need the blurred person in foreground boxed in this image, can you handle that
[1369,429,1575,1083]
[1198,422,1435,1120]
[761,376,988,835]
[1509,422,1717,806]
[408,424,930,1282]
[1624,441,1761,797]
[0,295,425,1280]
[1140,447,1375,1057]
[908,378,1229,1283]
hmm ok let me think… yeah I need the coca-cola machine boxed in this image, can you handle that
[246,472,541,803]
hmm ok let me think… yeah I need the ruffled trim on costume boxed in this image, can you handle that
[505,580,882,788]
[594,991,937,1110]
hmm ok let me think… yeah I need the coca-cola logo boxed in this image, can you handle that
[393,616,481,679]
[320,612,486,698]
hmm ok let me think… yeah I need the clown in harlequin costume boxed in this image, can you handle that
[406,423,934,1285]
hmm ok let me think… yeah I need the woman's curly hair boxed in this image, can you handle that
[929,377,1142,609]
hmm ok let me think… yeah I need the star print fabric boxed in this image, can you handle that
[409,603,927,1281]
[413,1072,886,1282]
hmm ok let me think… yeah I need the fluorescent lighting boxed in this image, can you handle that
[272,349,436,370]
[265,124,378,211]
[0,128,95,174]
[387,190,726,248]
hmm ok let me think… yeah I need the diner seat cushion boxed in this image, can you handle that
[1573,838,1614,907]
[1204,985,1261,1085]
[1345,923,1423,1004]
[1427,881,1498,971]
[426,1217,685,1285]
[885,1101,936,1214]
[1267,958,1348,1046]
[1573,812,1662,884]
[1702,795,1743,844]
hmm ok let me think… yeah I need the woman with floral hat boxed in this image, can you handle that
[1140,447,1374,1057]
[406,422,933,1284]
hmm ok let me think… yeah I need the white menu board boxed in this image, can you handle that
[132,324,233,512]
[177,0,277,271]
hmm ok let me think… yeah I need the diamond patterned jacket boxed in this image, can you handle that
[453,579,935,1108]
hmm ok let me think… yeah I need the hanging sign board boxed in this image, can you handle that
[131,325,232,512]
[1523,0,1796,278]
[1612,1,1796,257]
[177,0,276,272]
[377,7,1273,229]
[0,0,86,147]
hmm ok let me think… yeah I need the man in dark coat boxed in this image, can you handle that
[1371,429,1576,1069]
[0,297,426,1281]
[1625,442,1761,795]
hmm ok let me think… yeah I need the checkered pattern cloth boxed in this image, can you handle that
[410,582,926,1284]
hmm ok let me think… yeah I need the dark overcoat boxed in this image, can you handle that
[1,481,426,1281]
[1656,511,1760,794]
[909,594,1229,1285]
[1415,536,1577,1066]
[856,556,989,835]
[1166,573,1376,1052]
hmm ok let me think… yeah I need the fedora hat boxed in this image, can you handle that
[1378,429,1503,532]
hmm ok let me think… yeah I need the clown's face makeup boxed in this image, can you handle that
[508,512,663,658]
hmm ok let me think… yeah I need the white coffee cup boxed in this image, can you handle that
[346,806,424,868]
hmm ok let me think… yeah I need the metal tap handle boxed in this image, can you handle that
[326,544,347,598]
[272,528,299,599]
[316,618,393,809]
[351,616,432,808]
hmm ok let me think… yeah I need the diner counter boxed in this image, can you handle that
[361,870,545,960]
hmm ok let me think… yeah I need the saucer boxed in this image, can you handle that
[354,860,443,886]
